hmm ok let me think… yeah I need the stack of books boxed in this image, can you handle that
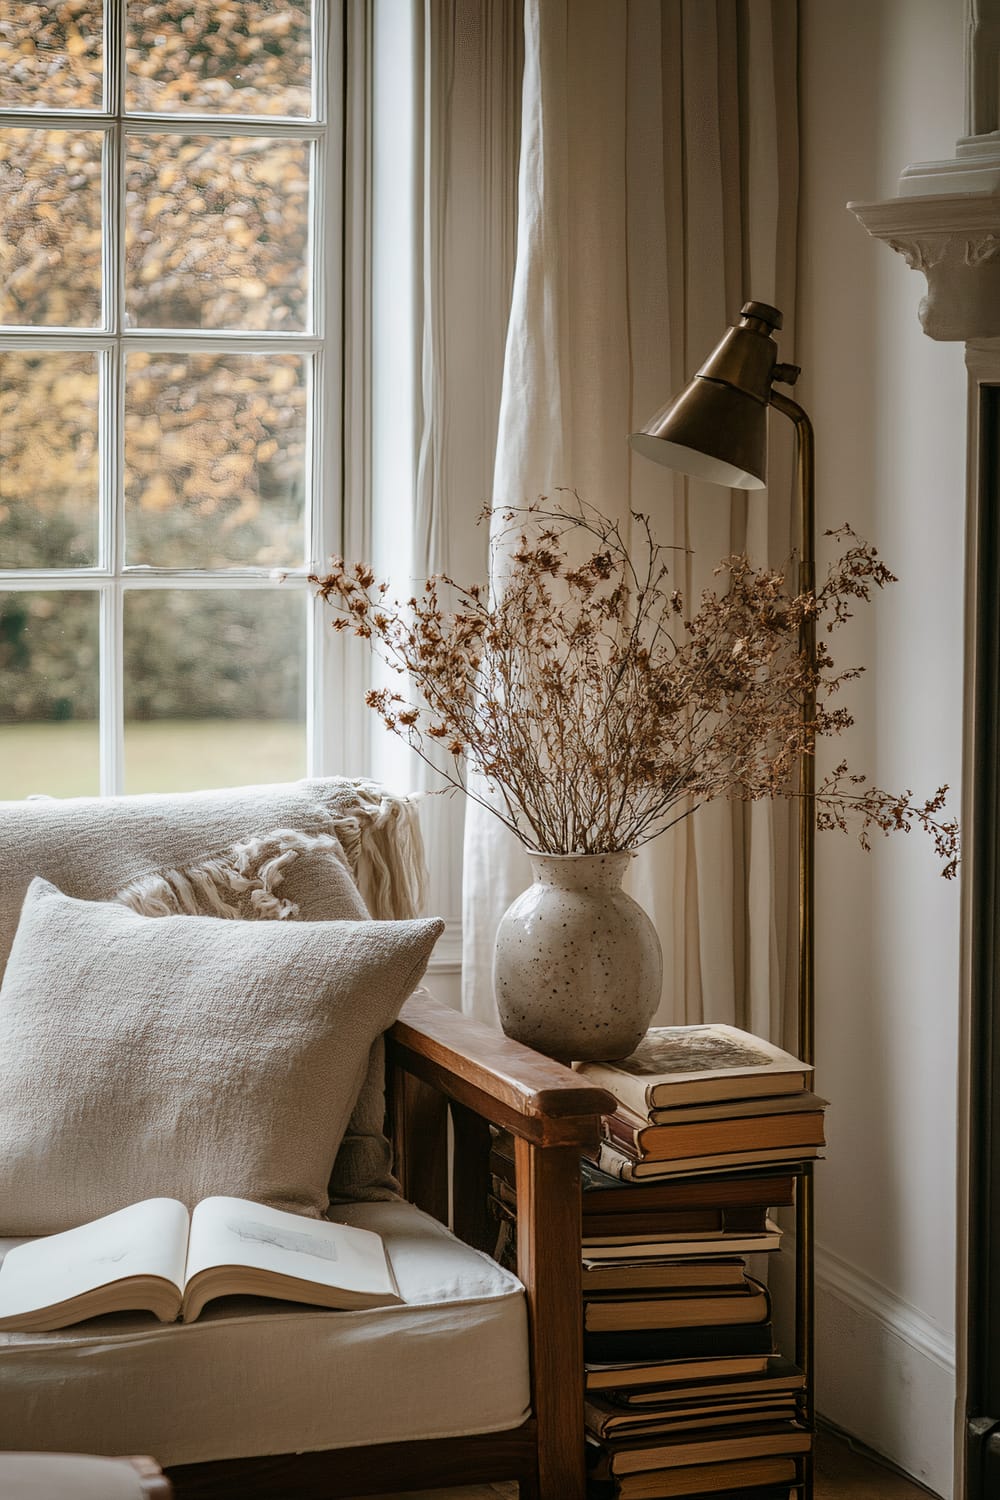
[585,1024,825,1183]
[571,1024,826,1499]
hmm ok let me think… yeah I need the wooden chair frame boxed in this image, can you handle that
[166,990,614,1500]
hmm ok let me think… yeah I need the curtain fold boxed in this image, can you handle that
[372,0,521,938]
[461,0,800,1044]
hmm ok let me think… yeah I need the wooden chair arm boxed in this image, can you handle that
[387,989,599,1498]
[389,988,616,1148]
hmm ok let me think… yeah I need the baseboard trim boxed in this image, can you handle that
[772,1232,955,1497]
[813,1237,955,1372]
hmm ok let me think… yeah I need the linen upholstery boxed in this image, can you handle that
[0,778,426,1201]
[0,1454,154,1500]
[0,878,443,1235]
[0,1201,531,1465]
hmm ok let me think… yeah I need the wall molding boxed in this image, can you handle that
[772,1232,956,1496]
[810,1235,956,1372]
[426,918,462,975]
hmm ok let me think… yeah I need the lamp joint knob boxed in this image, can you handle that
[774,362,801,386]
[740,300,783,330]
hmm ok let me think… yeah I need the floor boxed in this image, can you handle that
[812,1426,938,1498]
[352,1425,940,1499]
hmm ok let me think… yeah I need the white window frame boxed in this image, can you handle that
[0,0,363,792]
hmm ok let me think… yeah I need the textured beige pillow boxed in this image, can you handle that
[0,780,428,1204]
[109,827,398,1204]
[0,878,443,1236]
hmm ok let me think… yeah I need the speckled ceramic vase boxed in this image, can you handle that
[493,851,662,1063]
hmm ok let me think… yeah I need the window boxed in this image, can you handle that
[0,1,344,798]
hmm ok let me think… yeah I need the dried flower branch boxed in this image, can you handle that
[310,494,959,875]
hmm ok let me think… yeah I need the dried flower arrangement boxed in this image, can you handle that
[311,495,959,877]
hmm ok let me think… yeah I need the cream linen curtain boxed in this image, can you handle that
[409,1,522,928]
[461,0,800,1044]
[369,1,521,942]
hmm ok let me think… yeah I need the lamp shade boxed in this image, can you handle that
[629,301,784,491]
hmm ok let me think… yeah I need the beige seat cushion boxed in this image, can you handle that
[0,879,443,1234]
[0,779,427,1202]
[0,1454,156,1500]
[0,1201,530,1466]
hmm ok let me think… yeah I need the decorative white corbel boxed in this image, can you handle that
[850,186,1000,340]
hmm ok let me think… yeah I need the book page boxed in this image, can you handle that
[0,1198,189,1322]
[621,1025,802,1080]
[186,1197,400,1300]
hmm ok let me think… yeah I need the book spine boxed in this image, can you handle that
[581,1173,797,1212]
[583,1291,769,1334]
[603,1111,825,1161]
[582,1209,727,1237]
[583,1319,776,1365]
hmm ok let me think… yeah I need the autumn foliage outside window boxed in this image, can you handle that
[0,3,330,797]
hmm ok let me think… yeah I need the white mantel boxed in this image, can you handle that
[849,0,1000,341]
[849,139,1000,341]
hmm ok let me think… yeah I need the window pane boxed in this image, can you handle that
[125,351,306,568]
[125,133,310,331]
[123,588,306,792]
[0,590,100,798]
[126,1,312,119]
[0,352,100,568]
[0,128,103,327]
[0,2,104,112]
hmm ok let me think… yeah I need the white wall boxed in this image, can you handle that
[796,2,967,1492]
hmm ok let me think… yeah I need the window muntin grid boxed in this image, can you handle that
[0,1,339,797]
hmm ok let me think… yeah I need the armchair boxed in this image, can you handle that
[0,780,613,1500]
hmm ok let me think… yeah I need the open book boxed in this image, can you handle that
[0,1196,402,1332]
[577,1024,811,1113]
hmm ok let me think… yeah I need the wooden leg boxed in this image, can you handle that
[515,1137,585,1500]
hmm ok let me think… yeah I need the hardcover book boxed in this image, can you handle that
[584,1391,799,1439]
[581,1206,767,1238]
[578,1157,797,1213]
[576,1024,811,1113]
[584,1352,777,1393]
[596,1141,823,1182]
[586,1455,798,1499]
[583,1317,775,1365]
[581,1218,782,1261]
[583,1277,769,1334]
[588,1421,811,1475]
[644,1089,828,1126]
[613,1355,805,1406]
[0,1196,402,1332]
[602,1094,827,1160]
[581,1257,751,1294]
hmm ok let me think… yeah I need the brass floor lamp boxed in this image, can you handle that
[629,299,817,1478]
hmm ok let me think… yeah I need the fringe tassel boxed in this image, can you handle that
[326,783,429,920]
[114,783,430,924]
[116,829,351,920]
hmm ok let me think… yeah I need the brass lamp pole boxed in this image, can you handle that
[629,300,817,1455]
